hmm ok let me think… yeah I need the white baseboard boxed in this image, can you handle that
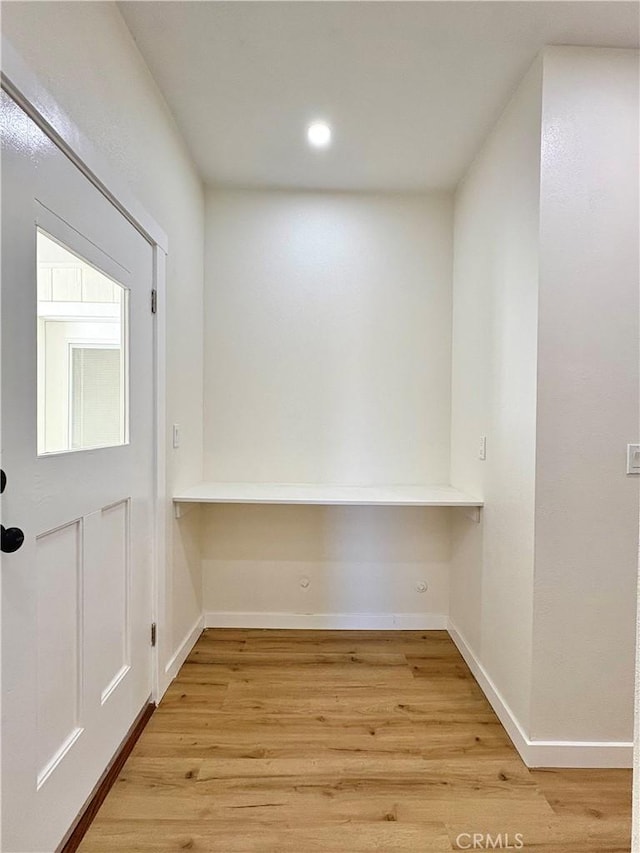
[204,611,448,630]
[164,614,204,681]
[448,621,633,769]
[522,739,633,769]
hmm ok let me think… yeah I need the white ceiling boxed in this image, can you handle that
[119,1,639,192]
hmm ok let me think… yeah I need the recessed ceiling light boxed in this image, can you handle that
[307,121,332,148]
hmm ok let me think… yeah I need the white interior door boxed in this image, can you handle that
[1,89,155,852]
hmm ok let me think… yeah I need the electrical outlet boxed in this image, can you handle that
[479,436,487,461]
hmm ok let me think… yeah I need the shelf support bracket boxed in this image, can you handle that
[174,501,197,520]
[462,506,482,523]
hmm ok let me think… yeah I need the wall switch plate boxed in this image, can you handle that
[627,443,640,474]
[479,436,487,461]
[172,424,181,449]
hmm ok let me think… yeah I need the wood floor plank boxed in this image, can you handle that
[176,660,416,686]
[189,648,408,666]
[78,821,454,852]
[221,681,499,718]
[195,756,430,779]
[411,720,518,759]
[159,681,230,712]
[130,730,423,760]
[531,768,633,818]
[77,629,632,853]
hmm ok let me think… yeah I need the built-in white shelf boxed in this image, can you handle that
[173,482,483,519]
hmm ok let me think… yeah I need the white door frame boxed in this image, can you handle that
[1,37,170,707]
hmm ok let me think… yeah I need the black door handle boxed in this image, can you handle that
[2,525,24,553]
[1,473,24,552]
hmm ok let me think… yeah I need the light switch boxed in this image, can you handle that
[479,436,487,461]
[626,443,640,474]
[172,424,181,449]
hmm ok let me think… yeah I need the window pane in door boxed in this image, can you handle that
[37,229,129,455]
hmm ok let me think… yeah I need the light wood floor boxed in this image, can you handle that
[78,629,632,852]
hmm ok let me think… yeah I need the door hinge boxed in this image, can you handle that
[151,622,157,647]
[151,289,157,314]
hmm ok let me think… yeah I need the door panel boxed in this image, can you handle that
[94,500,131,704]
[36,520,83,788]
[1,88,155,852]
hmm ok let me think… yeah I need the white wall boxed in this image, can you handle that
[202,190,453,624]
[531,47,639,743]
[201,504,450,626]
[2,2,205,668]
[451,47,639,756]
[450,58,542,731]
[204,190,453,485]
